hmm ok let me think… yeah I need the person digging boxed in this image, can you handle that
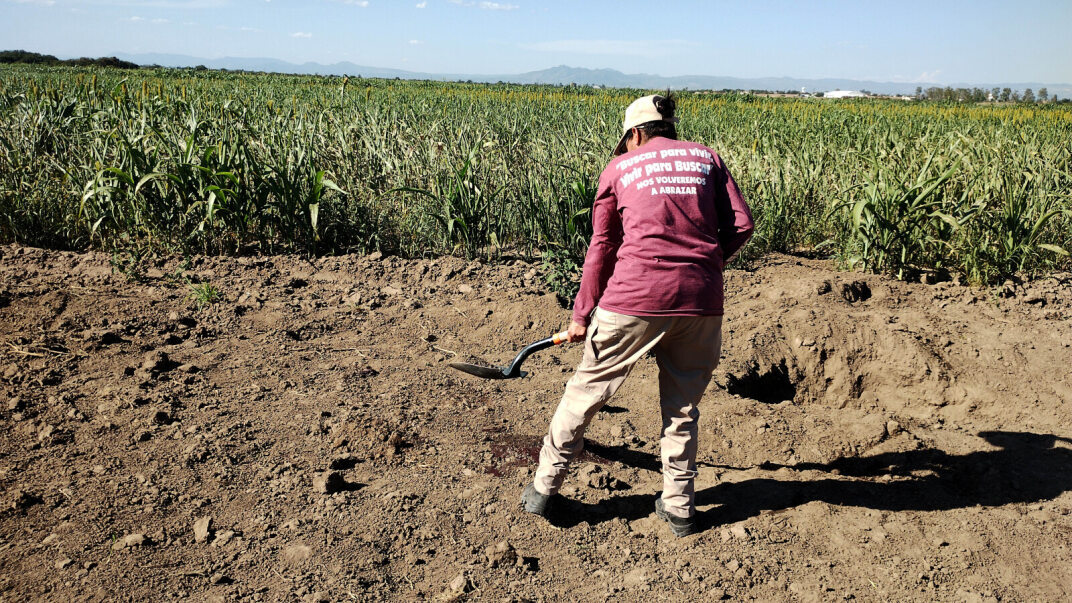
[521,93,754,537]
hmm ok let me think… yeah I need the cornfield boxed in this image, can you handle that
[1,65,1069,284]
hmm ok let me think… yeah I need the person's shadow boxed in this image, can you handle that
[547,431,1072,531]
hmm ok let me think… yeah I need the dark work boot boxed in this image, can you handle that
[521,483,552,517]
[655,496,697,537]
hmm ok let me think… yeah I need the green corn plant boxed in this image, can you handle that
[838,151,963,279]
[0,64,1069,283]
[390,147,503,259]
[538,164,595,259]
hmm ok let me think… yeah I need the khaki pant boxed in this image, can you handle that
[533,307,723,518]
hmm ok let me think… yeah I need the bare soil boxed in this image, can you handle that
[2,244,1071,602]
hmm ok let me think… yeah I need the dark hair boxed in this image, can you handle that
[638,120,677,140]
[638,91,677,140]
[653,92,676,120]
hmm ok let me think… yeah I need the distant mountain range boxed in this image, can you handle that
[108,53,1072,98]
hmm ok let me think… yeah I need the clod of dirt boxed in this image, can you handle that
[817,280,833,295]
[386,433,407,454]
[441,573,471,600]
[192,516,213,543]
[920,269,950,285]
[999,279,1021,298]
[97,331,126,346]
[211,530,235,547]
[282,544,313,564]
[355,366,379,379]
[54,558,72,570]
[2,364,21,383]
[151,410,172,426]
[887,420,903,436]
[9,489,42,512]
[329,455,360,470]
[112,533,148,550]
[841,280,872,303]
[139,351,179,376]
[729,524,750,540]
[484,540,517,568]
[580,464,608,489]
[40,426,73,446]
[623,567,650,589]
[5,397,21,411]
[312,471,348,494]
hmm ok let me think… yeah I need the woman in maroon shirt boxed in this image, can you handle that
[522,93,754,537]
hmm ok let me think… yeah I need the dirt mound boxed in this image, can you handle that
[721,260,1072,422]
[1,244,1071,601]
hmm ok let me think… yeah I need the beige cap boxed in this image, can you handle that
[612,94,679,156]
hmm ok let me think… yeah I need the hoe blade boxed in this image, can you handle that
[449,362,525,380]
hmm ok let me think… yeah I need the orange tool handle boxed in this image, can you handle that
[551,331,569,345]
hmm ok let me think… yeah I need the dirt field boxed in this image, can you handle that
[2,243,1071,602]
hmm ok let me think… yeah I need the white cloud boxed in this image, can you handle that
[290,31,312,38]
[523,39,697,57]
[336,0,369,5]
[915,70,942,83]
[415,0,426,6]
[408,39,421,45]
[10,0,57,6]
[123,15,171,24]
[879,70,943,84]
[85,0,227,7]
[450,0,519,8]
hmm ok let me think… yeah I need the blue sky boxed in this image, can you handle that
[2,0,1070,84]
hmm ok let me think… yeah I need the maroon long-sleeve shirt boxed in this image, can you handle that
[571,136,754,327]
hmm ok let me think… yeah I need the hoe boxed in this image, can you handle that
[450,331,569,380]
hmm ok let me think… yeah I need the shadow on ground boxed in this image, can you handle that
[546,431,1072,532]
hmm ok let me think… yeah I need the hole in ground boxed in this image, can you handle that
[727,359,797,404]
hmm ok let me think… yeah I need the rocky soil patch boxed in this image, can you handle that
[1,244,1071,601]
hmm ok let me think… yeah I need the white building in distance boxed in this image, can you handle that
[825,90,868,99]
